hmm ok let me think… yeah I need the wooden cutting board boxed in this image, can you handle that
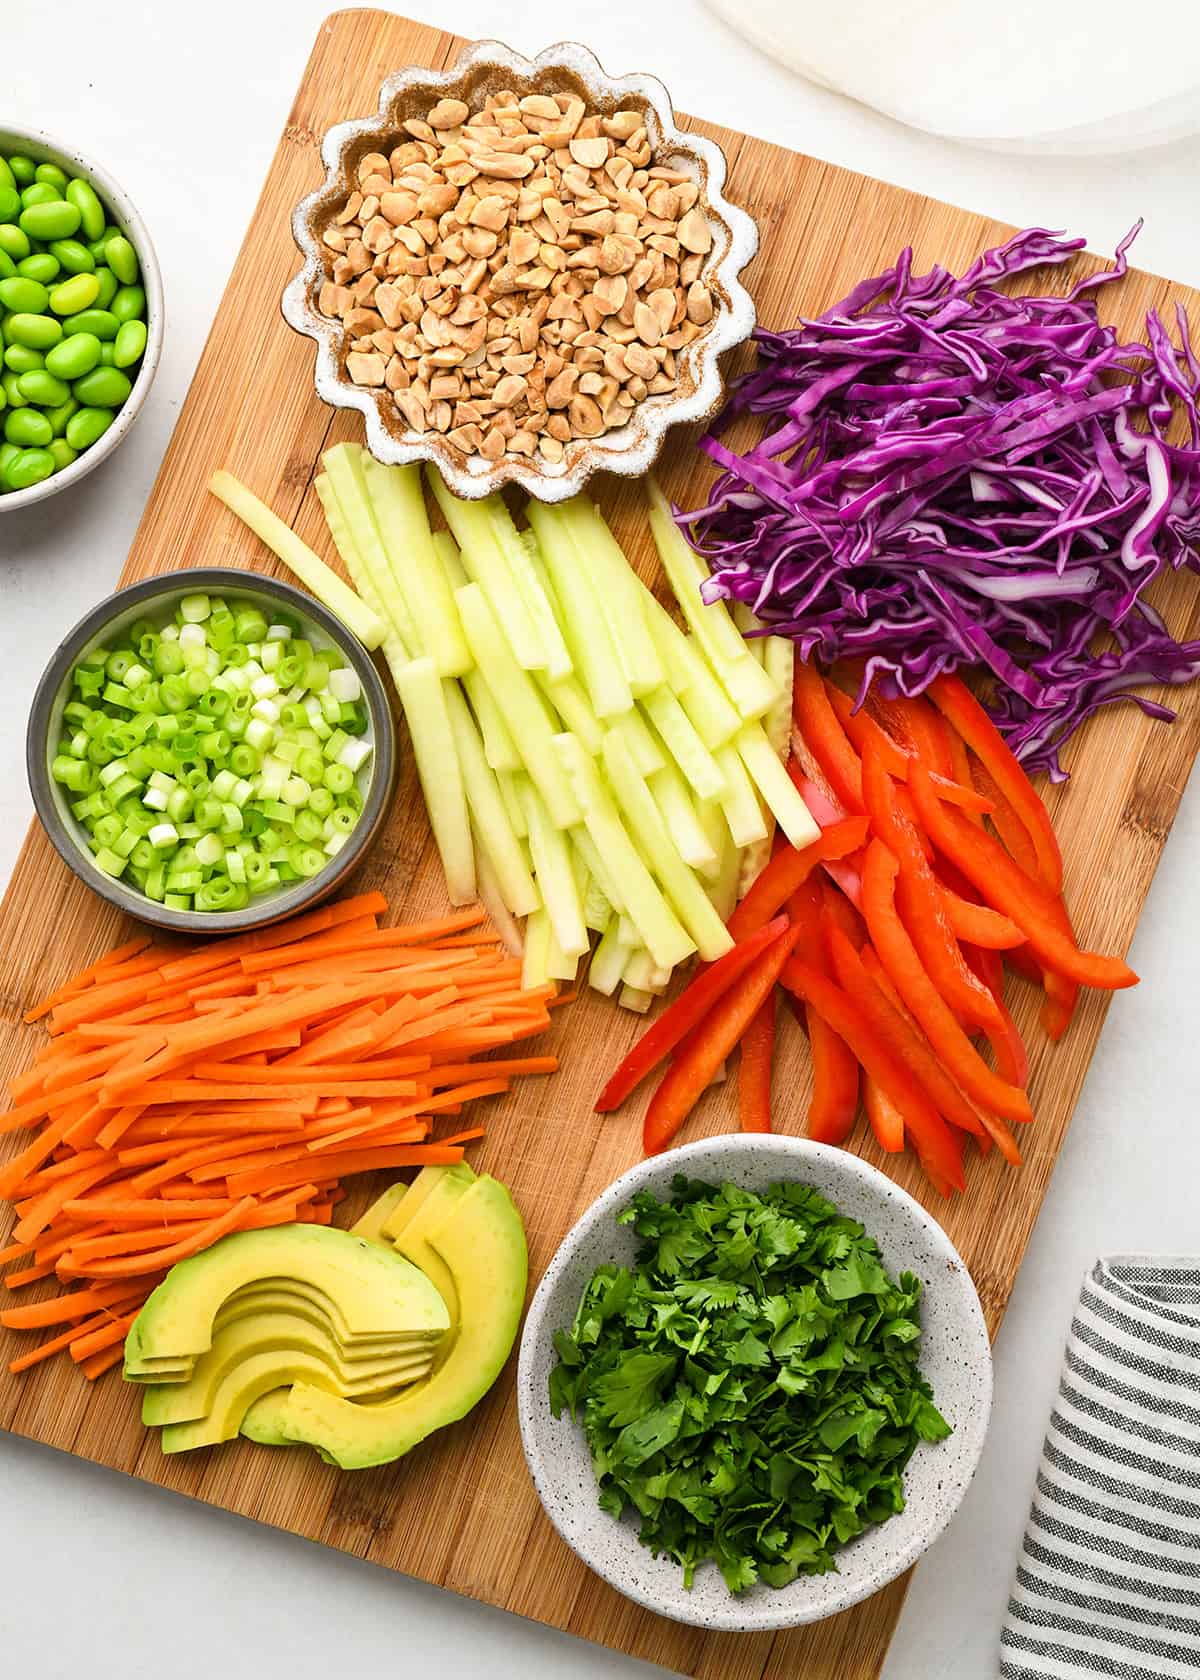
[3,11,1198,1678]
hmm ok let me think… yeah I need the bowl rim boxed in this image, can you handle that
[516,1132,993,1631]
[26,566,396,934]
[0,122,164,515]
[280,36,759,503]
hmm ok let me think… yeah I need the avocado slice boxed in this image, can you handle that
[350,1181,408,1244]
[142,1311,436,1427]
[239,1389,294,1447]
[276,1177,527,1469]
[380,1161,476,1243]
[160,1349,346,1454]
[124,1225,450,1374]
[387,1171,474,1328]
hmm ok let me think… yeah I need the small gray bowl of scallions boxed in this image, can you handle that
[0,125,162,508]
[27,568,396,933]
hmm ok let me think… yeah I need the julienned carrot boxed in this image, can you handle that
[23,936,154,1022]
[1,892,556,1377]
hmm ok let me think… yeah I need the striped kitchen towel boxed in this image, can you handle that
[1001,1256,1200,1680]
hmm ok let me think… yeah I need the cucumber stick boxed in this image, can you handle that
[601,731,733,961]
[572,825,627,918]
[208,470,386,652]
[527,501,633,718]
[553,732,694,971]
[361,455,471,677]
[430,528,468,588]
[642,687,727,801]
[588,916,632,996]
[427,469,546,671]
[473,836,524,957]
[648,762,719,875]
[485,507,572,680]
[522,907,552,991]
[698,798,741,924]
[322,445,421,656]
[638,585,741,747]
[737,721,820,848]
[496,769,528,840]
[314,473,400,650]
[445,683,538,917]
[543,499,663,695]
[619,984,654,1013]
[519,778,588,958]
[714,742,769,847]
[464,669,521,771]
[456,584,580,829]
[646,478,778,721]
[392,658,476,906]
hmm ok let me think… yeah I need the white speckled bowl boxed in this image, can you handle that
[282,38,758,502]
[517,1135,991,1631]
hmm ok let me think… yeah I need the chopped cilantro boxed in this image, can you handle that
[549,1176,950,1594]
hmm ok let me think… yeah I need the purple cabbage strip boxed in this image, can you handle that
[681,224,1200,780]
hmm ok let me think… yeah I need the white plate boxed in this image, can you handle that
[517,1133,991,1631]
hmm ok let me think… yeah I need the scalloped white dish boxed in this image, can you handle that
[282,38,759,502]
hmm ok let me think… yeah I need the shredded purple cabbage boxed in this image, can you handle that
[681,225,1200,780]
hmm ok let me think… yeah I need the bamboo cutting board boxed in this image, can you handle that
[3,11,1200,1678]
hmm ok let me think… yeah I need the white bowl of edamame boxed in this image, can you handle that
[0,125,163,512]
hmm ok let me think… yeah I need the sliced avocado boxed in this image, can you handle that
[160,1349,340,1454]
[387,1171,473,1328]
[278,1177,527,1469]
[142,1311,435,1427]
[240,1389,294,1447]
[380,1161,476,1243]
[124,1224,450,1374]
[350,1181,408,1244]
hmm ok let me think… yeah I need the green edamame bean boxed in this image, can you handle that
[73,366,130,407]
[65,178,105,242]
[34,162,68,190]
[92,266,117,308]
[45,397,78,436]
[5,447,56,489]
[48,238,94,275]
[65,406,113,451]
[0,385,6,413]
[0,442,18,479]
[110,284,145,324]
[0,187,19,224]
[113,318,147,369]
[5,313,62,350]
[0,224,30,260]
[98,343,115,367]
[63,308,117,341]
[4,407,53,447]
[4,344,43,374]
[20,200,81,242]
[19,182,61,211]
[18,369,70,406]
[6,157,35,186]
[0,276,47,313]
[0,246,15,281]
[48,273,99,316]
[47,438,77,471]
[17,252,59,283]
[45,333,100,380]
[86,237,110,265]
[1,370,26,408]
[104,234,138,285]
[0,159,13,192]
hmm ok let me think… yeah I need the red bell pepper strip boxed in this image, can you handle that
[788,884,863,1143]
[727,816,870,941]
[863,1076,905,1152]
[643,925,804,1155]
[780,956,965,1192]
[861,740,1003,1034]
[861,840,1035,1124]
[828,923,985,1139]
[738,997,775,1134]
[819,879,866,949]
[908,766,1137,993]
[595,916,790,1112]
[928,673,1063,892]
[825,680,910,779]
[793,661,865,813]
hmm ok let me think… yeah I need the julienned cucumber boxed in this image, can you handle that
[208,449,817,1008]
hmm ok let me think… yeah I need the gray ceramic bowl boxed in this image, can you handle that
[517,1134,992,1631]
[27,568,396,934]
[0,124,164,514]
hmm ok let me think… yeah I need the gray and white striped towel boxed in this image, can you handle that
[1001,1256,1200,1680]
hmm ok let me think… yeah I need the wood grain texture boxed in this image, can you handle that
[3,11,1199,1678]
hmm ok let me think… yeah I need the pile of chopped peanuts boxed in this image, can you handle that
[317,88,718,467]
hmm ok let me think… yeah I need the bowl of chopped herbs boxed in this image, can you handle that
[518,1134,991,1630]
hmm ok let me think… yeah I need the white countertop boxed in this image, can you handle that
[3,5,1199,1676]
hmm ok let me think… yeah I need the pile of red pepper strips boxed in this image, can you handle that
[597,667,1137,1194]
